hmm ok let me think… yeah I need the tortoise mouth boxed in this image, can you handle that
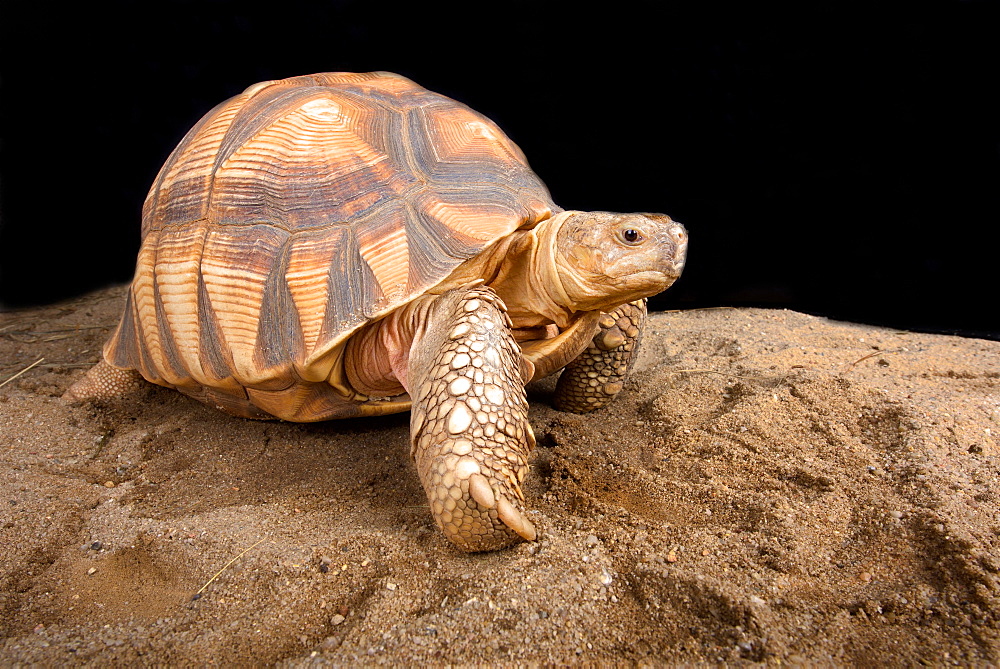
[628,266,684,292]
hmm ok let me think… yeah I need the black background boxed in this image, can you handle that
[2,1,997,338]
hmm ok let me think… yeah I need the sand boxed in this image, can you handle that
[1,286,998,665]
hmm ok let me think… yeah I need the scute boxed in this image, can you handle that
[106,72,557,416]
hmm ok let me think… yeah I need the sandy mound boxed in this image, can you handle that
[2,286,998,664]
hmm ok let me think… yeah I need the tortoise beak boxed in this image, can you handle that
[669,221,688,275]
[650,216,688,280]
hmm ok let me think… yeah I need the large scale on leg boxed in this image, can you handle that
[64,71,687,551]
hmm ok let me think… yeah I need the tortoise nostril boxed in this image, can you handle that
[670,225,688,250]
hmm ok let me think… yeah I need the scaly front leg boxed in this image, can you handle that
[407,287,537,551]
[553,299,647,413]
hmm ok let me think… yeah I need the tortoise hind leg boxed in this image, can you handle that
[553,299,647,413]
[408,287,536,551]
[63,359,144,403]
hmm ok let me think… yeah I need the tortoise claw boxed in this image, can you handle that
[497,496,537,541]
[468,473,497,509]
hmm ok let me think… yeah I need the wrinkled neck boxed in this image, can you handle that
[489,212,578,329]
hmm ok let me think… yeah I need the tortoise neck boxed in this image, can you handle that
[487,212,579,329]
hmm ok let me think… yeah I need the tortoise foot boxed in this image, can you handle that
[63,360,144,403]
[409,287,537,551]
[554,298,647,413]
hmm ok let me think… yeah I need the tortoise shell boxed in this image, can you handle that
[103,72,558,418]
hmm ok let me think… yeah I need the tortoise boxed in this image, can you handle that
[65,71,687,551]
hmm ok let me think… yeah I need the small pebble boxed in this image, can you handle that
[889,510,903,520]
[598,570,614,586]
[666,549,678,563]
[90,541,102,551]
[103,481,115,488]
[87,567,97,576]
[331,614,346,625]
[386,582,397,591]
[585,534,599,547]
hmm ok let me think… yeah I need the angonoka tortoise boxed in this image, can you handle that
[65,72,687,551]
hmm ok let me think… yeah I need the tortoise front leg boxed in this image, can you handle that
[553,299,647,413]
[407,287,537,551]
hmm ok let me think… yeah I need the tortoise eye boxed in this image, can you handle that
[620,228,643,245]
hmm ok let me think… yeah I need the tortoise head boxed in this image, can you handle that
[550,211,687,313]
